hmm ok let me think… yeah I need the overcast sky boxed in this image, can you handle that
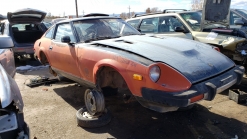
[0,0,246,16]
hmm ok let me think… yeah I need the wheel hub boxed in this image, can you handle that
[84,89,105,116]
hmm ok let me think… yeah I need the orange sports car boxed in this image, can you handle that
[34,14,244,127]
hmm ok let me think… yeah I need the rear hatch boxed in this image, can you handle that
[201,0,231,30]
[7,8,46,23]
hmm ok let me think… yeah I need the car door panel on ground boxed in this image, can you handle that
[50,23,80,77]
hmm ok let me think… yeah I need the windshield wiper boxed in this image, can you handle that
[123,33,142,36]
[84,38,98,43]
[84,36,121,43]
[97,36,121,40]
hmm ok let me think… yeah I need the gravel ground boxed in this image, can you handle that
[14,62,247,139]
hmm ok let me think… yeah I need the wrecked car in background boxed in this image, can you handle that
[230,9,247,32]
[0,36,29,138]
[0,8,47,60]
[127,0,247,67]
[34,13,244,128]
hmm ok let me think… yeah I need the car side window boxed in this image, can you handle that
[0,24,2,35]
[45,26,55,39]
[0,23,5,35]
[127,19,140,29]
[54,23,76,43]
[140,18,159,33]
[159,16,185,33]
[3,23,8,35]
[230,11,242,25]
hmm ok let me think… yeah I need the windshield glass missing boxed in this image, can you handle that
[73,18,141,42]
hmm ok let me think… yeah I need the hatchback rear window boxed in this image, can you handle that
[12,24,38,31]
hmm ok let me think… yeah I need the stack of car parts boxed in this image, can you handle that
[229,86,247,104]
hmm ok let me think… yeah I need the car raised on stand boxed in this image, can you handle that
[34,13,244,128]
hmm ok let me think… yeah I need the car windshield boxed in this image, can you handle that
[180,11,226,31]
[73,18,141,42]
[235,9,247,19]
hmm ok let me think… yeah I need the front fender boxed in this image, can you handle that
[0,65,23,111]
[92,59,127,83]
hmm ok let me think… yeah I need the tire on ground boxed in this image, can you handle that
[76,106,112,128]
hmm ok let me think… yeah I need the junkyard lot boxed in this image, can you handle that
[15,61,247,139]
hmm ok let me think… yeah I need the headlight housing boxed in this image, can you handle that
[149,66,160,82]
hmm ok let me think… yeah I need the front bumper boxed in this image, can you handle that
[136,65,244,113]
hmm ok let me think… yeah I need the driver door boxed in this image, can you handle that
[49,23,80,77]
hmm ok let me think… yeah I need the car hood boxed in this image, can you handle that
[201,0,231,30]
[91,35,235,84]
[7,8,46,23]
[192,31,246,51]
[0,65,23,111]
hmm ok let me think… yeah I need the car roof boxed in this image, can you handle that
[58,16,121,24]
[127,10,200,21]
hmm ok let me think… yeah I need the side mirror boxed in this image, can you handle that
[234,19,244,25]
[0,36,14,49]
[137,29,141,32]
[61,36,71,43]
[174,26,184,32]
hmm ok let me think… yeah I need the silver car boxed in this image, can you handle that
[0,36,29,138]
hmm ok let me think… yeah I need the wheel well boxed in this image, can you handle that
[39,51,48,65]
[96,66,128,91]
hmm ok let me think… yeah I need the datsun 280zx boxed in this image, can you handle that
[34,14,244,128]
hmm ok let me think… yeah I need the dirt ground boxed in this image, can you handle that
[15,60,247,139]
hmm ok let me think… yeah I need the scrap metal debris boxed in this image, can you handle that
[229,89,247,104]
[26,76,59,87]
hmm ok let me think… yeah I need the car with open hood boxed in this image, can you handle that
[0,36,29,138]
[126,0,247,66]
[34,13,244,128]
[0,8,48,60]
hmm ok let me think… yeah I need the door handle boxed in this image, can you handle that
[49,46,53,50]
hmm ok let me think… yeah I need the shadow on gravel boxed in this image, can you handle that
[53,85,247,139]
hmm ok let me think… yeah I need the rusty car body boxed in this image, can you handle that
[33,14,244,116]
[126,0,247,65]
[0,36,29,138]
